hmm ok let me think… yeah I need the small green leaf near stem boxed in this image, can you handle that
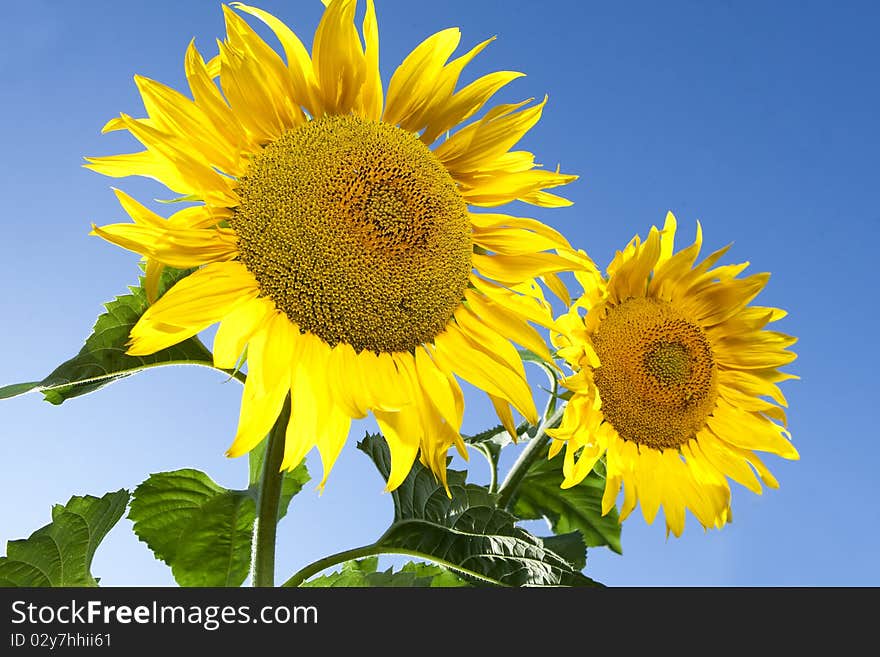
[496,405,565,510]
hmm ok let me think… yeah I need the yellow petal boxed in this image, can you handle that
[542,272,571,307]
[90,222,238,269]
[707,399,799,459]
[434,97,546,174]
[683,273,770,327]
[326,342,370,418]
[312,0,365,115]
[128,261,259,355]
[313,402,352,488]
[230,2,322,117]
[472,251,581,284]
[133,74,240,172]
[184,40,249,152]
[432,323,537,424]
[226,314,295,457]
[213,296,275,369]
[694,430,763,494]
[471,224,571,255]
[359,350,410,412]
[358,0,383,121]
[373,406,422,492]
[454,304,527,379]
[469,212,572,248]
[468,274,556,330]
[421,70,524,146]
[413,347,459,427]
[383,28,461,128]
[461,169,578,207]
[488,394,518,441]
[635,446,663,525]
[217,40,289,144]
[284,332,352,482]
[144,258,164,305]
[464,290,552,362]
[113,113,237,205]
[111,188,165,229]
[608,224,661,302]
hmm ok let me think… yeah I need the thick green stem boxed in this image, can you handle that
[495,405,564,510]
[252,395,291,587]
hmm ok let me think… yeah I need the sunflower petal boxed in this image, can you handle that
[128,261,259,355]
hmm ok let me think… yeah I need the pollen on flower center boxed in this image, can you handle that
[592,297,718,449]
[231,114,473,354]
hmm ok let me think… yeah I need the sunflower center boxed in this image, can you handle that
[231,114,472,354]
[592,297,718,449]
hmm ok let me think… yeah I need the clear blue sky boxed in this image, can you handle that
[1,0,878,586]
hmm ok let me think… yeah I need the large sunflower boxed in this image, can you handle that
[87,1,582,490]
[549,213,798,536]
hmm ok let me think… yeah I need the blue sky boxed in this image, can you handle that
[1,0,878,586]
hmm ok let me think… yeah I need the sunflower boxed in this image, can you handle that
[549,212,798,536]
[86,0,582,490]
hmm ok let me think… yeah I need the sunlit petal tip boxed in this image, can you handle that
[559,476,579,491]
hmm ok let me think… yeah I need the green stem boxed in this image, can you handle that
[485,447,499,493]
[281,544,502,588]
[283,545,383,587]
[473,444,499,493]
[252,395,291,587]
[495,405,564,510]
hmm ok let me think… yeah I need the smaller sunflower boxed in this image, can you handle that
[549,213,799,536]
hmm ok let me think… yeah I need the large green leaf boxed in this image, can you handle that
[356,434,599,587]
[128,470,255,587]
[301,557,469,588]
[170,492,256,587]
[128,461,309,587]
[0,266,223,405]
[0,490,129,587]
[512,450,622,554]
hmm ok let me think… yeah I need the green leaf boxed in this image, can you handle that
[511,449,622,554]
[398,561,471,587]
[171,493,255,587]
[301,557,469,588]
[0,490,129,587]
[128,470,256,587]
[357,434,600,587]
[357,433,494,522]
[248,440,311,521]
[0,266,224,405]
[540,532,588,571]
[463,422,530,474]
